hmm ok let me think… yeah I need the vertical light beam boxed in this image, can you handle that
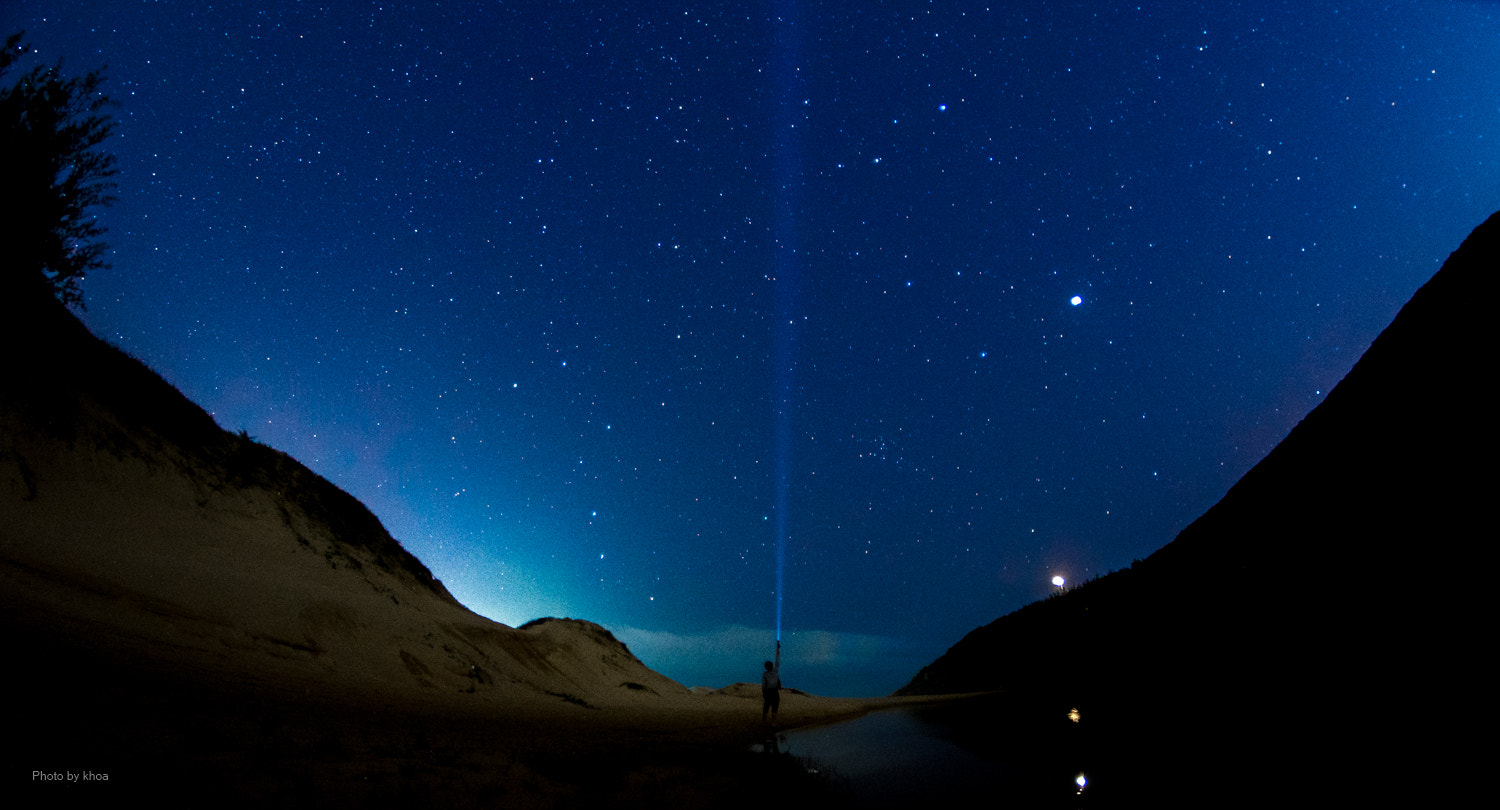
[770,2,804,644]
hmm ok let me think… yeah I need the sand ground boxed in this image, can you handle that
[11,608,962,809]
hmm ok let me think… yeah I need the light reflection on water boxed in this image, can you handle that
[773,697,1087,807]
[780,709,998,803]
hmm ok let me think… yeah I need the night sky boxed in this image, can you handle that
[8,1,1496,696]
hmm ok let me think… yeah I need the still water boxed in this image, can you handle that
[768,695,1091,808]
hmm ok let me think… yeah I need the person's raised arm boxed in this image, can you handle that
[775,640,781,672]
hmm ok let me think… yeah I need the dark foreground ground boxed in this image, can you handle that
[10,624,864,809]
[22,612,1415,809]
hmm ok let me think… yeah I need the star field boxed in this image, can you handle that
[8,0,1496,695]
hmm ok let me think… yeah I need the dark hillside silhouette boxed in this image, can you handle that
[897,211,1498,805]
[0,284,452,599]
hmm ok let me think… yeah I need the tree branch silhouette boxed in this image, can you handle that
[2,32,118,309]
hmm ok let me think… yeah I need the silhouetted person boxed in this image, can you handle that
[762,640,782,722]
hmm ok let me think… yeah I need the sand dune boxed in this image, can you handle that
[0,398,686,711]
[2,290,939,806]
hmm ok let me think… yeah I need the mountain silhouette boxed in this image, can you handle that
[896,211,1497,805]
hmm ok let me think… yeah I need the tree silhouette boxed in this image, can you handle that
[1,32,118,309]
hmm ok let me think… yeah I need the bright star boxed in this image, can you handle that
[1070,295,1083,306]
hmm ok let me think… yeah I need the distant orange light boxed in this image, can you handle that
[1051,575,1066,588]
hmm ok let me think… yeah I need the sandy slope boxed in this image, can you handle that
[2,293,937,805]
[0,343,898,721]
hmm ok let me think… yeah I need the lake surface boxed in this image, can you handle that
[770,694,1093,808]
